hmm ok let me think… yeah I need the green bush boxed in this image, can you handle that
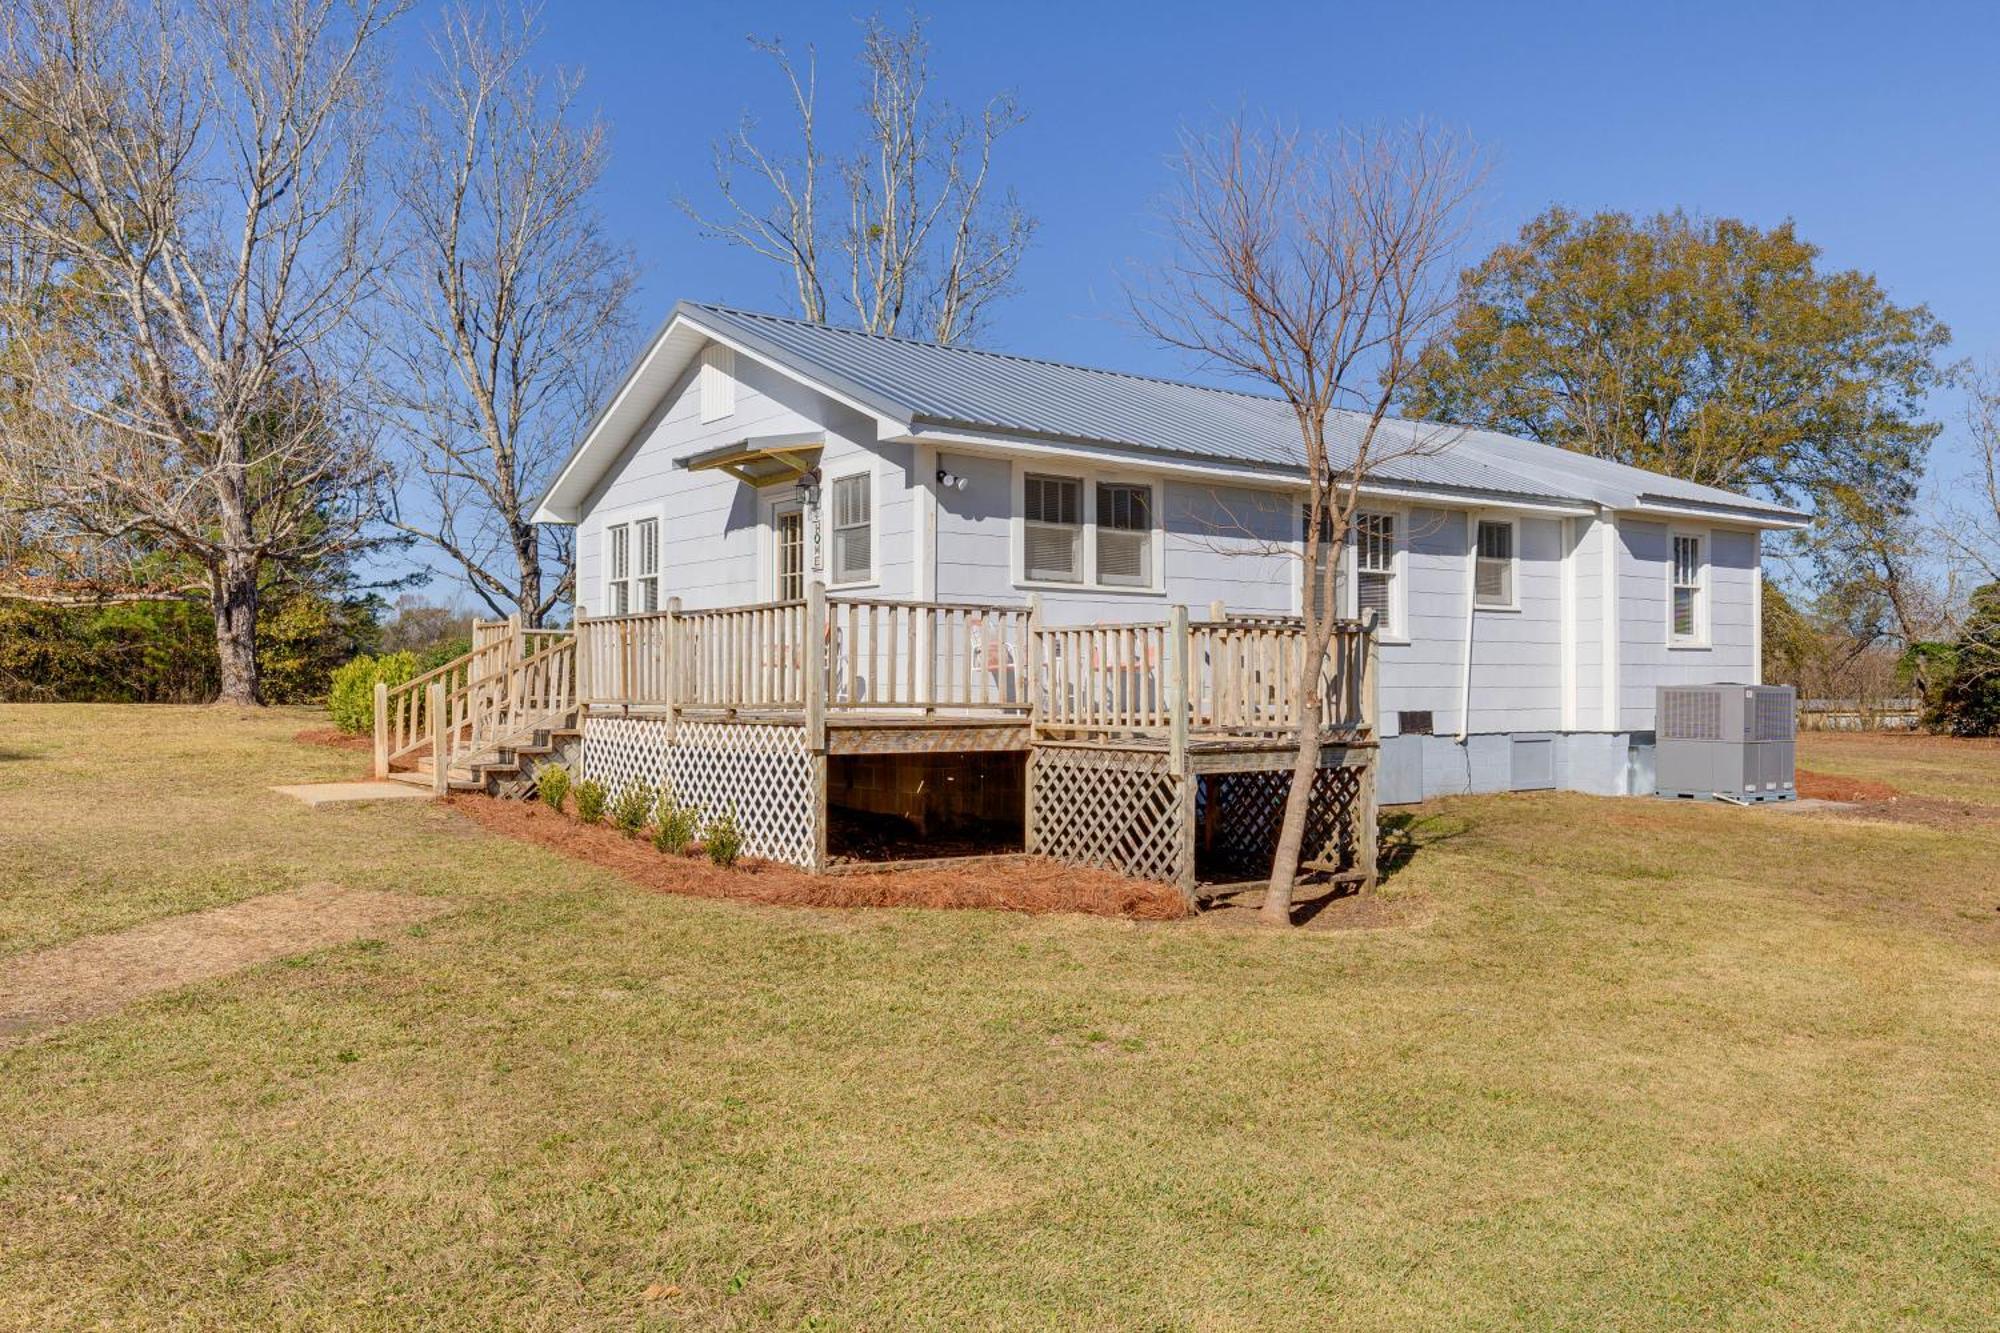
[326,650,422,734]
[609,784,651,837]
[417,636,472,673]
[572,778,608,825]
[705,807,744,868]
[537,762,571,813]
[653,789,698,855]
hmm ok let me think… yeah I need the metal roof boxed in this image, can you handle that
[685,304,1806,522]
[534,300,1809,526]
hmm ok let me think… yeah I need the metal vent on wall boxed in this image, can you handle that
[1397,710,1434,736]
[1753,692,1795,741]
[1661,688,1722,741]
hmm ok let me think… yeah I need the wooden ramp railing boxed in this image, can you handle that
[570,585,1376,767]
[375,619,578,790]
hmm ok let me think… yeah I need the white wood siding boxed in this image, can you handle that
[1616,520,1759,729]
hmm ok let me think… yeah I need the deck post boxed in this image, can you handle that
[372,681,389,779]
[1357,610,1381,889]
[663,597,681,742]
[428,680,448,796]
[1025,593,1043,738]
[1166,603,1189,775]
[1208,598,1225,621]
[574,615,593,711]
[805,580,827,753]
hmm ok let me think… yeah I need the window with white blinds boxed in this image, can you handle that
[1355,511,1395,631]
[1671,533,1705,642]
[633,517,659,612]
[1474,518,1515,608]
[1095,482,1153,587]
[1023,473,1082,583]
[830,473,871,584]
[606,522,631,615]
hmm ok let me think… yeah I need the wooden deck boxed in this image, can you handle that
[375,589,1380,893]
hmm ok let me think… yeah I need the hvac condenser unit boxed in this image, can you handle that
[1655,684,1797,803]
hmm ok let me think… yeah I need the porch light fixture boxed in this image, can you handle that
[936,468,969,491]
[794,467,822,510]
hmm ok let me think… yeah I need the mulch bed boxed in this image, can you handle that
[294,726,371,753]
[444,794,1190,920]
[1795,768,1901,802]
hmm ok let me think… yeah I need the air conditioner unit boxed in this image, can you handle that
[1655,684,1797,803]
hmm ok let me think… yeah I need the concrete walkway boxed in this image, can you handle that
[271,780,433,806]
[0,885,452,1043]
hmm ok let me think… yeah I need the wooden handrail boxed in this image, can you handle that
[565,592,1375,757]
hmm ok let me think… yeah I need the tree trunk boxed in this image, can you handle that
[514,520,543,629]
[212,553,260,706]
[1260,714,1323,926]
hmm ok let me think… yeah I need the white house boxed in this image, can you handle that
[534,301,1807,804]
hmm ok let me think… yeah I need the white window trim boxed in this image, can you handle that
[1667,526,1712,649]
[598,503,667,616]
[1008,459,1166,594]
[1472,514,1522,613]
[697,345,735,423]
[822,460,879,590]
[1294,502,1409,641]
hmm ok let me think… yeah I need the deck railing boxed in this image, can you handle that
[572,584,1376,764]
[376,619,579,788]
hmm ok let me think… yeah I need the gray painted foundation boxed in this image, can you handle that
[1379,731,1659,803]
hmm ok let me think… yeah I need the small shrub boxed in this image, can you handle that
[537,762,571,813]
[705,807,744,868]
[609,784,651,837]
[417,636,473,673]
[572,778,608,825]
[653,789,698,855]
[325,650,421,734]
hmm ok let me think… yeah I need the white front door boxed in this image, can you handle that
[773,504,805,601]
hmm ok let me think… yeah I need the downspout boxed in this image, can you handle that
[1458,510,1478,743]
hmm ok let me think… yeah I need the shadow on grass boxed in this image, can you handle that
[0,747,37,763]
[1273,809,1473,927]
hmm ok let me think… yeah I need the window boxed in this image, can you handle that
[1474,518,1515,608]
[605,518,659,614]
[830,472,871,584]
[606,522,630,615]
[634,517,659,611]
[1023,473,1082,583]
[774,507,805,601]
[1355,511,1396,632]
[1671,532,1705,642]
[1302,507,1340,618]
[1095,482,1153,587]
[698,345,734,422]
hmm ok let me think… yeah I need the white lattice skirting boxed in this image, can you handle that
[581,716,820,869]
[1028,747,1190,887]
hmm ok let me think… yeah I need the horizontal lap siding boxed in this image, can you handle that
[1464,515,1563,735]
[1618,521,1759,730]
[578,351,889,611]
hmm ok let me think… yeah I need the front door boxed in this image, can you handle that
[774,505,805,601]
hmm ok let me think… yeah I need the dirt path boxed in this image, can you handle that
[0,885,451,1044]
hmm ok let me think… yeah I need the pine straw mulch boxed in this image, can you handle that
[1793,767,2000,830]
[293,726,371,753]
[443,794,1191,921]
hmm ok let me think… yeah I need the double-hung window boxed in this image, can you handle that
[1023,473,1083,583]
[605,518,659,614]
[1474,518,1516,609]
[1302,507,1339,619]
[1095,482,1153,587]
[830,473,872,585]
[1354,511,1396,633]
[1670,532,1705,643]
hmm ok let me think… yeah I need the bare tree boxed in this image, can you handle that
[0,0,399,704]
[681,13,1034,345]
[1133,117,1482,926]
[377,2,634,626]
[1941,363,2000,587]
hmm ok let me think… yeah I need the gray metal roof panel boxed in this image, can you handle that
[683,302,1805,522]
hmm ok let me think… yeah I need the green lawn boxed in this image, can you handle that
[1,704,1996,1330]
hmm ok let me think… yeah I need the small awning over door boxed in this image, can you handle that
[675,432,823,486]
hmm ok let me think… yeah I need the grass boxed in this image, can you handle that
[1,704,1997,1329]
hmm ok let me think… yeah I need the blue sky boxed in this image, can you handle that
[390,0,2000,597]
